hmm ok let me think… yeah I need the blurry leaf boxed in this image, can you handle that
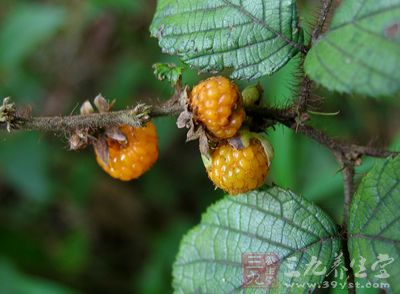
[153,63,184,85]
[136,219,193,294]
[261,56,301,189]
[390,132,400,150]
[269,125,297,189]
[89,0,142,12]
[0,4,66,69]
[355,289,381,294]
[53,230,89,275]
[349,156,400,291]
[0,228,49,269]
[173,186,340,293]
[150,0,303,79]
[298,138,341,201]
[0,133,50,201]
[304,0,400,97]
[261,54,301,106]
[67,156,97,205]
[153,116,180,153]
[103,55,147,107]
[0,258,76,294]
[142,166,180,206]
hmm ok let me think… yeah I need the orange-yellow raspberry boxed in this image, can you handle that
[206,139,270,195]
[95,122,158,181]
[190,76,245,139]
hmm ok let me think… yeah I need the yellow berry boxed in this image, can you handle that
[95,123,158,181]
[190,76,245,139]
[206,139,270,195]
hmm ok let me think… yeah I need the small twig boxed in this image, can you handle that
[297,76,313,114]
[311,0,334,42]
[341,231,356,294]
[1,99,183,133]
[3,98,395,163]
[337,158,355,229]
[337,155,356,294]
[246,106,398,159]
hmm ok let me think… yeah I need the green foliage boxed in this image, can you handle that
[305,0,400,97]
[150,0,303,80]
[0,3,66,69]
[0,259,76,294]
[153,63,185,85]
[136,219,193,294]
[0,133,51,201]
[173,187,340,293]
[349,156,400,292]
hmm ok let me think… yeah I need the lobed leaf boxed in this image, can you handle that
[153,63,185,85]
[173,186,340,293]
[150,0,304,80]
[304,0,400,97]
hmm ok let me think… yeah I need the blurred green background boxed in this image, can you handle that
[0,0,399,293]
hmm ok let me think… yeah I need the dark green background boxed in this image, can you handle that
[0,0,398,293]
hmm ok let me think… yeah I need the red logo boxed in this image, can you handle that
[242,252,279,288]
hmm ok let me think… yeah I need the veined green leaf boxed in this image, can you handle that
[305,0,400,97]
[150,0,304,80]
[349,156,400,292]
[173,186,340,293]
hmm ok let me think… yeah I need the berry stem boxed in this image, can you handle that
[0,98,183,134]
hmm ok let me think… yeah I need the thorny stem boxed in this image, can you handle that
[311,0,334,42]
[2,98,397,160]
[246,107,397,159]
[337,156,356,294]
[341,230,356,294]
[0,99,183,133]
[297,76,313,114]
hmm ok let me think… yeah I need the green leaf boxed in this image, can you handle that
[0,133,51,202]
[0,258,76,294]
[0,4,66,69]
[304,0,400,97]
[173,186,340,293]
[153,63,185,85]
[150,0,304,80]
[349,156,400,292]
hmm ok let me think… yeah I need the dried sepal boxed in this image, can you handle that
[70,96,108,150]
[93,137,109,166]
[69,130,90,150]
[0,97,16,132]
[94,94,110,113]
[80,100,94,115]
[177,110,192,129]
[176,86,204,142]
[105,127,127,144]
[198,130,211,158]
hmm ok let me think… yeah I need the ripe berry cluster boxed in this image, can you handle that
[190,76,273,195]
[91,76,273,195]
